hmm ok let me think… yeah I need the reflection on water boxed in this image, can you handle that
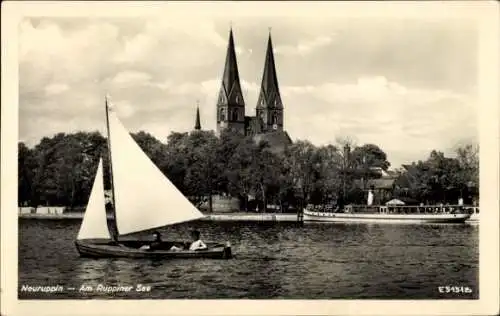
[19,219,478,299]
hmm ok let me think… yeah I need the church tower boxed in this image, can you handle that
[216,28,246,136]
[256,31,284,133]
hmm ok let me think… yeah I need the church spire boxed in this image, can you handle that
[194,101,201,130]
[259,31,281,105]
[256,30,284,132]
[216,27,246,136]
[221,28,243,100]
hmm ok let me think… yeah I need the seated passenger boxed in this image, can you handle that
[189,230,207,251]
[140,231,162,250]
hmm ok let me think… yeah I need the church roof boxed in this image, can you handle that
[256,32,283,109]
[253,130,292,154]
[245,116,263,132]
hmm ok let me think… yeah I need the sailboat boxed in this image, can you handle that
[75,97,232,259]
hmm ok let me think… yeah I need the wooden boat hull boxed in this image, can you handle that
[303,209,471,224]
[75,239,232,259]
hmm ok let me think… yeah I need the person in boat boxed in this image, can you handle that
[139,231,163,251]
[169,230,207,252]
[189,230,207,251]
[149,231,163,250]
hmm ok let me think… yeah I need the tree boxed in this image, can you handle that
[213,129,245,194]
[314,144,343,204]
[350,144,390,171]
[283,140,321,207]
[29,133,65,206]
[334,135,358,151]
[225,137,257,211]
[25,132,106,207]
[163,132,190,194]
[423,150,463,202]
[348,144,390,192]
[183,130,219,212]
[224,136,288,212]
[267,160,295,212]
[18,142,35,206]
[132,131,168,170]
[396,148,476,204]
[455,143,479,203]
[251,141,285,212]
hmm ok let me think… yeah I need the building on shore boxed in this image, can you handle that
[354,167,400,205]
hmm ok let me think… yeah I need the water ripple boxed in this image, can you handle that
[18,219,478,299]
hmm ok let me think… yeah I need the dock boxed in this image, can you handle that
[18,212,304,222]
[200,213,301,222]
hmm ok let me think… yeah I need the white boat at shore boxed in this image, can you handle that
[303,205,472,224]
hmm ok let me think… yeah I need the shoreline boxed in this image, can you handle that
[18,212,477,224]
[18,212,302,222]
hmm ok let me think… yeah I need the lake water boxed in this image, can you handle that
[18,219,478,299]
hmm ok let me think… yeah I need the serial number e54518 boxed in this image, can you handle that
[438,286,472,294]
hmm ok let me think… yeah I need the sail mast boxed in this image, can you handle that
[105,95,119,242]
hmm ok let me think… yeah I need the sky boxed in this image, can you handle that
[19,14,478,168]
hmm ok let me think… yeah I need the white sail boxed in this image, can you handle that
[77,159,111,240]
[107,108,205,235]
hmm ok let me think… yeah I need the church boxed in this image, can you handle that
[195,28,292,153]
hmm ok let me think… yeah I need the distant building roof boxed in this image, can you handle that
[385,170,399,177]
[354,178,396,190]
[369,166,398,178]
[401,164,418,173]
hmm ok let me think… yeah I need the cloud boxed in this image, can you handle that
[274,35,334,55]
[282,76,476,167]
[18,17,477,169]
[20,114,106,147]
[111,19,227,68]
[44,83,69,95]
[20,19,121,85]
[109,71,152,86]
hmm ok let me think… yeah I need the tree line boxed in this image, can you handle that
[393,145,479,205]
[18,130,479,211]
